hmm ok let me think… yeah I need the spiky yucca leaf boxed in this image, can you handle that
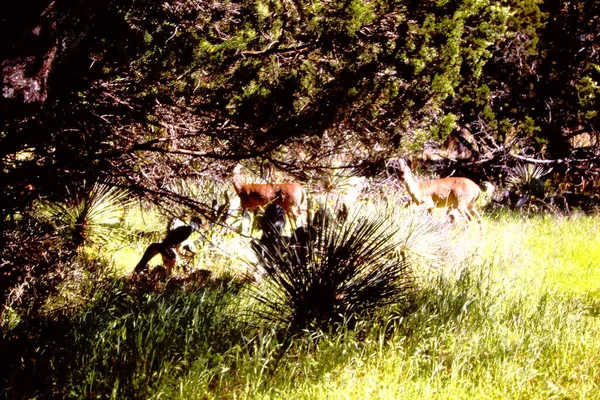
[507,164,550,187]
[507,164,551,206]
[249,209,413,334]
[37,183,131,247]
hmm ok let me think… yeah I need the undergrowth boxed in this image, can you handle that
[2,212,600,399]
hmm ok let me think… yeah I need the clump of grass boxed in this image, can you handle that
[44,279,244,399]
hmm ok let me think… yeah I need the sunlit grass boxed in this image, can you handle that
[466,212,600,295]
[157,212,600,399]
[519,214,600,293]
[166,256,600,400]
[4,200,600,399]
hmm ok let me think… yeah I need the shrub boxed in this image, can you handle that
[248,209,414,335]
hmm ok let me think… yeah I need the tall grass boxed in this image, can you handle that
[158,258,600,399]
[66,281,249,399]
[0,278,248,399]
[279,270,600,399]
[473,211,600,293]
[2,211,600,399]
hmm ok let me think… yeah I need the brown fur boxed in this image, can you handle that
[390,158,482,222]
[232,164,305,217]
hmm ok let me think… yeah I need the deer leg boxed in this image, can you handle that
[458,204,475,222]
[468,205,482,223]
[446,207,462,223]
[283,206,301,228]
[419,198,435,215]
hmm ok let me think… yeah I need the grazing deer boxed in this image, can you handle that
[134,217,202,274]
[232,164,305,218]
[388,158,483,222]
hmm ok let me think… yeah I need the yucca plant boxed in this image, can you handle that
[36,182,131,248]
[248,208,414,334]
[506,163,551,208]
[360,198,455,273]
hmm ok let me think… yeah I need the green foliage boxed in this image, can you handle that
[431,112,458,142]
[4,0,597,231]
[576,75,599,118]
[521,115,540,138]
[4,0,598,229]
[345,0,376,35]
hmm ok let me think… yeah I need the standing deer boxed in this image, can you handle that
[232,164,305,219]
[389,158,483,222]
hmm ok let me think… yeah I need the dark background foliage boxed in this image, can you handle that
[3,0,598,204]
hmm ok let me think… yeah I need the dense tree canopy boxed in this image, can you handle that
[2,0,599,213]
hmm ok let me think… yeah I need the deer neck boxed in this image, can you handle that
[401,169,423,203]
[232,169,246,194]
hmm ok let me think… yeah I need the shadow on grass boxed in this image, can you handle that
[0,270,248,399]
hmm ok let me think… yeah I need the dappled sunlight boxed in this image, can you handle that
[3,0,599,396]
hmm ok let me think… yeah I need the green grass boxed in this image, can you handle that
[475,212,600,294]
[153,259,600,400]
[3,208,600,399]
[284,279,600,399]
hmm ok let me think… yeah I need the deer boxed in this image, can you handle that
[232,163,306,219]
[388,158,483,223]
[134,217,202,274]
